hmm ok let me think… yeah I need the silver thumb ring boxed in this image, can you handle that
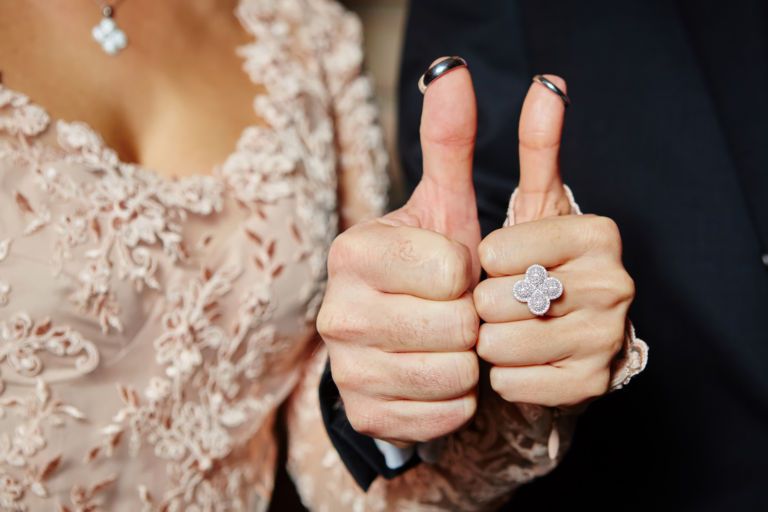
[418,57,468,94]
[532,75,570,107]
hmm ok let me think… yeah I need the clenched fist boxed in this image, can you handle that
[475,76,634,410]
[319,62,637,448]
[318,59,482,446]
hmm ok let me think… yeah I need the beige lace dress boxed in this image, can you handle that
[0,1,647,511]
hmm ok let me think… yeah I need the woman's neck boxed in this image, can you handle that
[0,0,266,179]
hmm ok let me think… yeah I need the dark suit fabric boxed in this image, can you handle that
[398,1,768,510]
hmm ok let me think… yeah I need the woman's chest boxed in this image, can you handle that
[0,0,266,179]
[0,112,338,508]
[0,113,338,385]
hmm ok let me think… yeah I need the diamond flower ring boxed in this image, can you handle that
[513,265,563,316]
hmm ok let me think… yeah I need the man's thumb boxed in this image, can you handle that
[514,75,571,223]
[409,57,478,242]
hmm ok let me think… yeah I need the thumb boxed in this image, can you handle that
[515,74,571,223]
[404,57,480,276]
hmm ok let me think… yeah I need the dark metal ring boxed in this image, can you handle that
[532,75,570,107]
[418,57,468,94]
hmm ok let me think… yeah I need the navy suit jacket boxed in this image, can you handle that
[319,0,768,507]
[396,0,768,510]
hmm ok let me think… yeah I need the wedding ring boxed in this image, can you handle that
[532,75,571,107]
[418,57,468,94]
[513,264,563,316]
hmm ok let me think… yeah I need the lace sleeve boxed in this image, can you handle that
[319,1,389,227]
[286,342,571,511]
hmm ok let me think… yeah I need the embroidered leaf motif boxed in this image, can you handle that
[89,218,101,242]
[87,475,116,496]
[13,191,34,214]
[288,220,302,244]
[138,484,152,504]
[82,446,100,465]
[34,318,52,336]
[244,229,262,245]
[40,454,62,480]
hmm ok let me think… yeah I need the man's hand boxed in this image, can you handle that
[475,76,634,410]
[317,59,481,446]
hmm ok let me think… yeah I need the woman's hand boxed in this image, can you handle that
[474,76,634,410]
[317,59,482,446]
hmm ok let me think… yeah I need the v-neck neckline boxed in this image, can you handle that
[0,0,264,186]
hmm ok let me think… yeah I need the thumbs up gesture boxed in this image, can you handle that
[317,59,482,446]
[474,76,635,409]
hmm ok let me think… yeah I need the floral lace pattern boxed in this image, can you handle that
[0,379,84,511]
[0,0,598,510]
[0,0,388,509]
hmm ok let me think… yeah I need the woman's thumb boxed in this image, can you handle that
[515,75,571,223]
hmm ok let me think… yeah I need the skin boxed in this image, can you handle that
[1,2,632,446]
[318,60,482,448]
[318,61,634,446]
[475,76,635,411]
[0,0,264,179]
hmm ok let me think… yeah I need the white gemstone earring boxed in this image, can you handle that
[92,3,128,56]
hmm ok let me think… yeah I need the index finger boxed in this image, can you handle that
[479,214,622,277]
[329,220,473,300]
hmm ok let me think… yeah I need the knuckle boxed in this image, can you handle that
[328,355,354,390]
[315,305,333,338]
[489,367,509,399]
[566,370,609,406]
[584,215,622,252]
[472,281,496,320]
[316,304,366,342]
[404,359,443,394]
[419,399,475,441]
[616,271,636,303]
[456,296,480,350]
[346,406,389,439]
[329,354,372,394]
[605,319,626,357]
[475,324,497,363]
[327,230,360,276]
[436,241,472,299]
[454,352,480,394]
[584,372,610,401]
[583,316,623,356]
[478,231,504,271]
[402,353,477,398]
[586,270,634,310]
[459,394,477,425]
[387,312,425,351]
